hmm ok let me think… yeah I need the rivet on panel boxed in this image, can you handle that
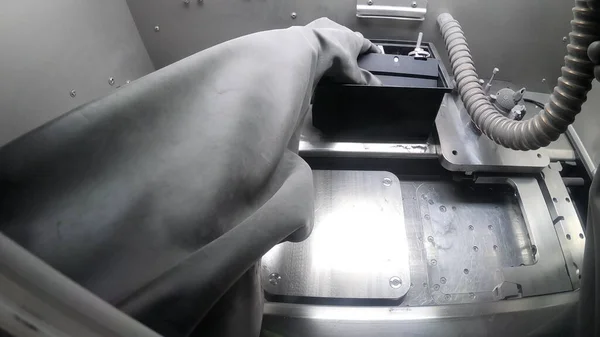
[411,1,417,7]
[291,12,297,19]
[368,0,373,5]
[70,90,76,98]
[108,77,115,86]
[154,26,160,32]
[562,36,568,42]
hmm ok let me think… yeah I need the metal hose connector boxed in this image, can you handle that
[437,1,600,150]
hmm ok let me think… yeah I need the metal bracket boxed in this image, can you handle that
[474,176,573,297]
[356,0,427,21]
[538,163,586,290]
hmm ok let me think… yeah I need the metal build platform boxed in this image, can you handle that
[261,99,586,337]
[262,170,410,301]
[262,170,584,337]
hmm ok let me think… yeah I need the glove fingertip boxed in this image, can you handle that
[360,69,382,86]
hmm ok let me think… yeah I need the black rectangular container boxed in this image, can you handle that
[312,40,452,142]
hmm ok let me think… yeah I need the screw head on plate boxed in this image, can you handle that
[368,0,373,5]
[411,1,417,7]
[290,12,297,19]
[269,273,282,285]
[154,26,160,32]
[389,276,402,289]
[108,77,115,86]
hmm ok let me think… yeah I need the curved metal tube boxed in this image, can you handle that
[438,1,600,150]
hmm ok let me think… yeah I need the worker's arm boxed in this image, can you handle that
[0,19,379,337]
[579,38,600,337]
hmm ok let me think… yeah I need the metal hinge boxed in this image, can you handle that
[356,0,427,21]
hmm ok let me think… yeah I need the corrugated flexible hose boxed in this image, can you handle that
[437,1,600,150]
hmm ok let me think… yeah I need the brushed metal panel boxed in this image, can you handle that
[125,0,572,91]
[0,0,154,146]
[262,170,410,300]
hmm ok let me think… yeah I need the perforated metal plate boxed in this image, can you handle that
[261,170,410,300]
[417,182,532,303]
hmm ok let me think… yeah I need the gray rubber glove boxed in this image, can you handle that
[0,18,379,337]
[580,14,600,334]
[588,40,600,81]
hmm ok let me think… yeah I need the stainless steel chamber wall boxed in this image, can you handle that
[124,0,573,93]
[0,0,154,146]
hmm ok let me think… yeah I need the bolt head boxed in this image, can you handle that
[269,273,282,285]
[389,276,402,289]
[154,26,160,32]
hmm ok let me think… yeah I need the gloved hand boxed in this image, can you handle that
[588,40,600,81]
[0,18,380,337]
[301,18,381,86]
